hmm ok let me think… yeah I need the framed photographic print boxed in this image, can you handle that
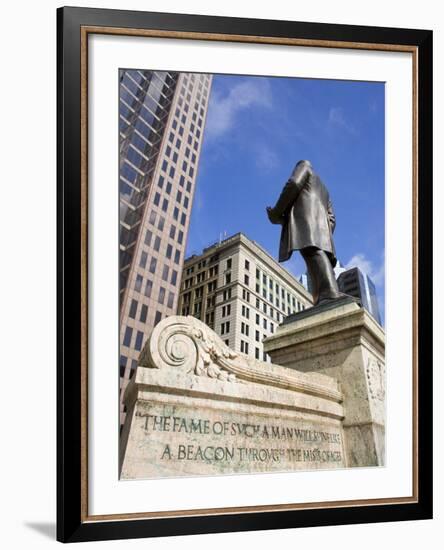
[57,6,433,543]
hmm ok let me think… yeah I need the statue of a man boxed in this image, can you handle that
[267,160,346,306]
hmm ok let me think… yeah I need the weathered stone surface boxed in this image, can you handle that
[263,301,385,468]
[120,315,346,479]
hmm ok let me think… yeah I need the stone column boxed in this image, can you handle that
[263,300,385,467]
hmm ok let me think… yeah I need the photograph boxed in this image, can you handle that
[118,69,386,480]
[55,5,433,542]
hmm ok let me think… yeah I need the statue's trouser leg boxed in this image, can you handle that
[301,247,341,305]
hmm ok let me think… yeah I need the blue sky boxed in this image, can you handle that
[186,74,385,320]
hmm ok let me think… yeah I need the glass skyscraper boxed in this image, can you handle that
[337,266,382,325]
[119,69,212,422]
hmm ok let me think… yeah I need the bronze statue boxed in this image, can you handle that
[267,160,347,306]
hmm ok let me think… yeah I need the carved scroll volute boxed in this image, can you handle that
[138,316,198,373]
[137,315,237,382]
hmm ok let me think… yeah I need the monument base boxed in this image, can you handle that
[263,300,385,467]
[120,316,347,480]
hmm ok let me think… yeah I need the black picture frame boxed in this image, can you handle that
[57,5,433,543]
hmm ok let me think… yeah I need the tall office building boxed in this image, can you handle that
[177,233,313,362]
[337,266,382,324]
[119,70,212,421]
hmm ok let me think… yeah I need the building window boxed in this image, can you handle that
[171,270,178,286]
[222,304,231,317]
[255,330,260,342]
[255,348,260,360]
[208,281,217,292]
[167,292,174,309]
[154,311,162,326]
[226,258,232,270]
[240,341,249,354]
[256,313,260,325]
[158,216,165,231]
[149,258,157,274]
[144,279,153,297]
[245,259,250,271]
[196,286,204,299]
[135,331,144,352]
[153,236,161,251]
[270,323,274,333]
[139,251,147,268]
[158,287,166,305]
[222,288,230,301]
[166,244,173,259]
[123,326,132,347]
[244,274,249,286]
[169,225,176,239]
[134,274,143,292]
[221,321,230,335]
[140,304,148,323]
[144,230,152,246]
[225,273,231,285]
[161,198,168,212]
[129,299,138,319]
[166,181,172,194]
[242,305,250,319]
[174,250,181,264]
[162,265,169,281]
[263,318,267,330]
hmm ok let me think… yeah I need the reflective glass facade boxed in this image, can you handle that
[337,267,382,325]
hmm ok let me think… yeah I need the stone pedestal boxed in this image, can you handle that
[120,315,347,480]
[263,300,385,468]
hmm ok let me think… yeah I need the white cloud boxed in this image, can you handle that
[205,78,273,140]
[254,143,279,172]
[345,252,385,286]
[328,106,357,135]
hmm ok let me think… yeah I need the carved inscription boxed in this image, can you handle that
[127,403,345,477]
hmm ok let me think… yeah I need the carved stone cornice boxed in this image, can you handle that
[138,315,342,403]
